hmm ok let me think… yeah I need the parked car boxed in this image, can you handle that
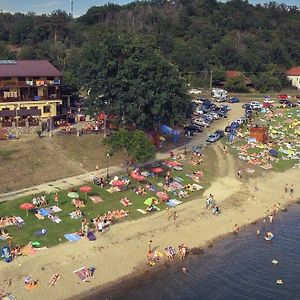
[277,94,290,99]
[250,101,262,110]
[215,130,225,138]
[279,99,296,107]
[215,97,227,103]
[228,97,240,103]
[193,118,210,127]
[242,103,251,109]
[207,133,220,143]
[189,89,202,95]
[184,125,202,134]
[220,105,231,112]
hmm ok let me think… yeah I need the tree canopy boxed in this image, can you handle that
[104,129,156,169]
[78,33,193,130]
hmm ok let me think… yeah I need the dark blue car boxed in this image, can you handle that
[228,97,240,103]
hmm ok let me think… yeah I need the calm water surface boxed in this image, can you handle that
[88,204,300,300]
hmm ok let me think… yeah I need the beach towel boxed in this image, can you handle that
[156,191,169,201]
[120,198,132,207]
[15,216,24,225]
[89,196,103,204]
[192,184,203,190]
[166,199,183,207]
[64,233,81,242]
[34,229,47,236]
[37,208,48,217]
[35,213,45,220]
[0,236,8,241]
[50,206,62,213]
[49,215,62,224]
[73,267,89,282]
[87,231,96,241]
[45,208,54,215]
[20,245,37,256]
[107,186,120,193]
[137,209,147,215]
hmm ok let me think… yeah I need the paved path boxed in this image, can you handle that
[0,104,243,202]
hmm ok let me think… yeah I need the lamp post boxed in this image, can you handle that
[14,104,19,138]
[106,153,110,178]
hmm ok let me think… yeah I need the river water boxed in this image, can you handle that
[87,204,300,300]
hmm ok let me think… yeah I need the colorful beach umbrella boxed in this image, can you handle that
[20,203,36,216]
[80,186,93,199]
[67,192,79,198]
[111,180,125,187]
[144,197,158,206]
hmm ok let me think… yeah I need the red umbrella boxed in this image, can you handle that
[112,180,125,187]
[151,167,164,173]
[80,186,93,199]
[20,202,36,216]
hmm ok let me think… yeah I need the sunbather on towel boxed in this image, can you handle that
[48,273,60,286]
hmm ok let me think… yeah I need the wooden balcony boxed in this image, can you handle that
[0,79,61,88]
[0,95,61,103]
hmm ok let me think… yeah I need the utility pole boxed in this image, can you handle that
[70,0,74,16]
[210,69,213,90]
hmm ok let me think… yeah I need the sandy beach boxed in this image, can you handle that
[0,143,299,300]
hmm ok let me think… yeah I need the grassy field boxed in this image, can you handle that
[0,148,217,248]
[0,135,124,193]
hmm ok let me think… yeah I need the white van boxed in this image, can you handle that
[212,88,227,99]
[189,89,202,95]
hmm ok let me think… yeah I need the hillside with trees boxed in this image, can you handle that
[0,0,300,91]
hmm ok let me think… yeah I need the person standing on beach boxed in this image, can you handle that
[290,185,294,197]
[148,240,152,252]
[284,184,288,194]
[237,169,242,179]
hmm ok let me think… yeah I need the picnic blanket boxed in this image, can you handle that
[89,196,103,204]
[73,267,89,282]
[37,208,49,217]
[156,191,169,201]
[107,186,121,193]
[137,209,147,215]
[48,215,62,224]
[120,198,132,207]
[130,171,145,181]
[166,199,183,207]
[64,233,81,242]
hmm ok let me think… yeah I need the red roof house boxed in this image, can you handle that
[287,67,300,89]
[287,67,300,76]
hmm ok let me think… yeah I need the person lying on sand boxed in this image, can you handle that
[24,277,39,291]
[48,273,60,286]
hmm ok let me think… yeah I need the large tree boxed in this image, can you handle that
[104,129,156,172]
[78,32,193,130]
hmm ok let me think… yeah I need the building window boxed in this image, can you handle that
[43,105,51,113]
[3,77,11,80]
[18,77,26,81]
[47,76,54,80]
[2,108,9,110]
[30,106,38,110]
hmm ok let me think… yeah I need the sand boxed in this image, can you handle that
[0,143,299,300]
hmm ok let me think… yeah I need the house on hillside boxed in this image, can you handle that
[0,60,62,127]
[287,67,300,89]
[226,70,252,87]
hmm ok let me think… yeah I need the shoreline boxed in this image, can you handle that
[0,159,299,300]
[75,200,298,300]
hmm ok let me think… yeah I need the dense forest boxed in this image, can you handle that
[0,0,300,91]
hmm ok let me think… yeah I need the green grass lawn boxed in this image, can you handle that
[0,149,217,248]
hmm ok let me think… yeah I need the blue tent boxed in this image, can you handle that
[160,125,180,143]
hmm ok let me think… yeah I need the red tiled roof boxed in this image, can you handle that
[287,67,300,76]
[226,70,241,78]
[0,60,61,77]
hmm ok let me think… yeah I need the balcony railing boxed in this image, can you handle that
[0,95,62,103]
[0,79,61,88]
